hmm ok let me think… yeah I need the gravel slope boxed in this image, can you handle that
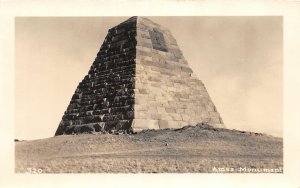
[15,124,283,173]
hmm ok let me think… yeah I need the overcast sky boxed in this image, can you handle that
[15,16,282,139]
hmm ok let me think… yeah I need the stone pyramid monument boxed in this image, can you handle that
[55,17,224,136]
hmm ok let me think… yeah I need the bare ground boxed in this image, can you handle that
[15,124,283,173]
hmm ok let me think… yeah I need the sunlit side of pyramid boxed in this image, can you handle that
[55,17,224,136]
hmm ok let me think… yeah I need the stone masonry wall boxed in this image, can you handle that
[55,16,224,136]
[55,17,137,135]
[132,17,223,131]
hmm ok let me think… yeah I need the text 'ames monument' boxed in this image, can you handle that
[55,17,224,136]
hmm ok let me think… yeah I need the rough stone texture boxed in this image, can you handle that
[55,17,137,136]
[55,16,224,136]
[132,17,223,131]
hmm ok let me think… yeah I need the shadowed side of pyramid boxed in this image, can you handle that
[55,17,138,136]
[55,16,224,136]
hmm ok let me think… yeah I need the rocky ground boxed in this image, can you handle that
[15,124,283,173]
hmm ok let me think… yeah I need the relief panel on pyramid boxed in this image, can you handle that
[55,17,224,136]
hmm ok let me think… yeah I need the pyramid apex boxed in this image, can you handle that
[119,16,168,31]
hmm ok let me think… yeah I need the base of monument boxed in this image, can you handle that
[57,120,224,135]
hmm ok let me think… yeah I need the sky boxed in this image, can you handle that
[15,16,282,139]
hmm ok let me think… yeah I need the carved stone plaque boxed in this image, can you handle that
[149,28,168,52]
